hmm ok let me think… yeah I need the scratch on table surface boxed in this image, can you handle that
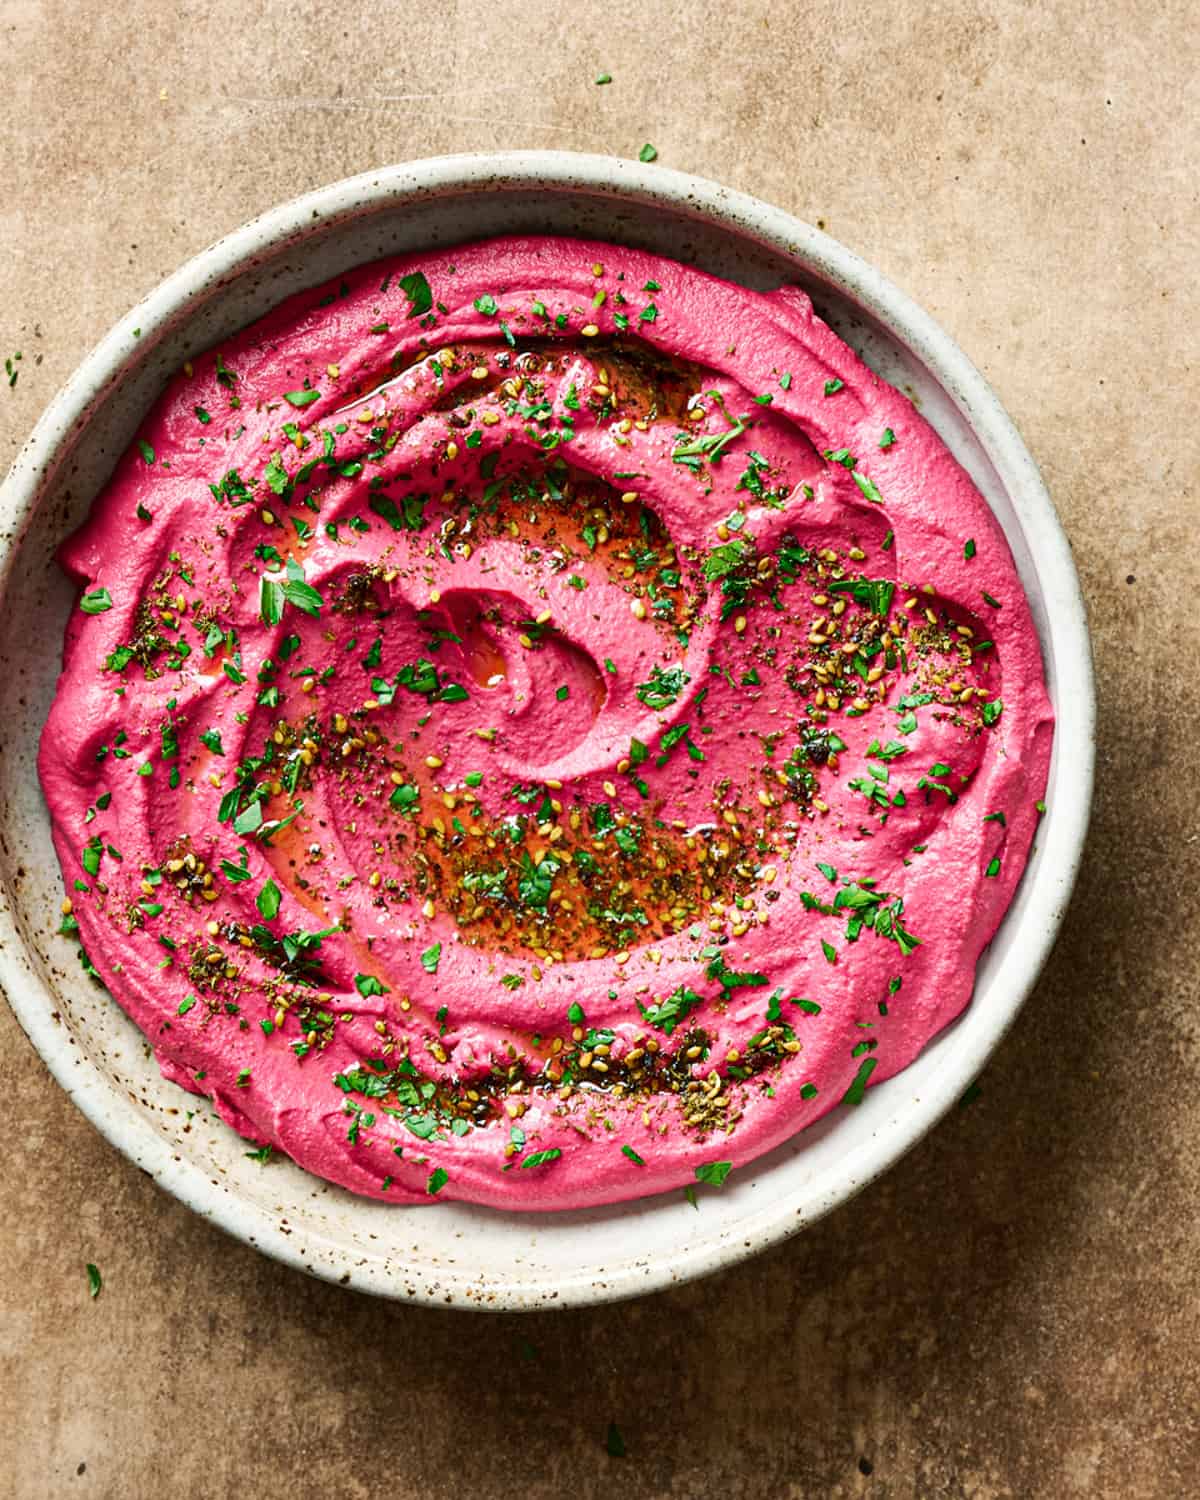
[122,93,618,197]
[224,89,529,106]
[217,94,615,146]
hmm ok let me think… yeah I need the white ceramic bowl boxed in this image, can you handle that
[0,153,1093,1308]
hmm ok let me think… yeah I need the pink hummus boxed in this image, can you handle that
[40,236,1053,1209]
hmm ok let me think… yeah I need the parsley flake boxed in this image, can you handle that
[399,271,433,318]
[694,1160,732,1187]
[521,1148,563,1169]
[79,588,113,615]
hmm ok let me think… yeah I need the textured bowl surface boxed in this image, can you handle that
[0,152,1093,1309]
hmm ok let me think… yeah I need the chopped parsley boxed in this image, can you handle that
[851,470,884,504]
[842,1057,877,1105]
[398,271,433,318]
[694,1160,732,1187]
[256,880,281,920]
[79,587,113,615]
[635,664,690,710]
[521,1148,563,1169]
[638,984,702,1036]
[828,576,894,616]
[354,973,389,997]
[703,539,747,580]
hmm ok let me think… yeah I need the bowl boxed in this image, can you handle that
[0,152,1094,1308]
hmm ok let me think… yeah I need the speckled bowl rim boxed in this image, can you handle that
[0,152,1094,1308]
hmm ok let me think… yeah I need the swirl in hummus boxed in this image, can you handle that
[40,236,1053,1208]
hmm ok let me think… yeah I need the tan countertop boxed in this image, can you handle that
[1,2,1196,1496]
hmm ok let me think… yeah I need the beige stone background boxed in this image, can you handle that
[1,1,1196,1496]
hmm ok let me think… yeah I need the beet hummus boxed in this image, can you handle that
[40,236,1053,1209]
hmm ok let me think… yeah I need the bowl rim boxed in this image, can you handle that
[0,150,1095,1308]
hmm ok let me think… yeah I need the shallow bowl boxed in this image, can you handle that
[0,152,1094,1308]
